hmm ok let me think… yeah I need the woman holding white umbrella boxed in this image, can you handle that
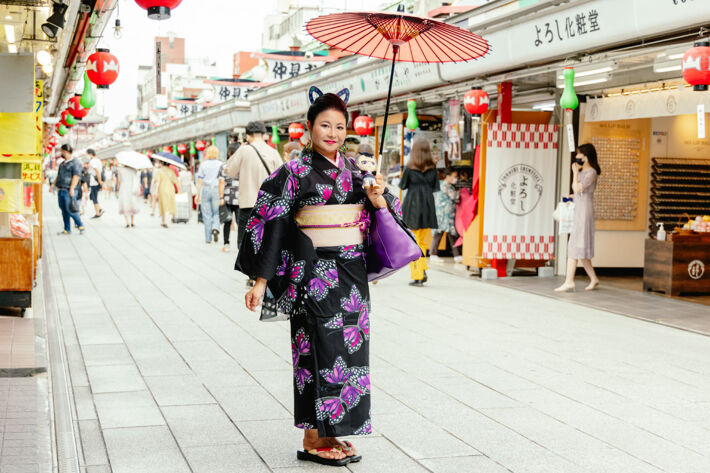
[115,151,153,228]
[116,164,139,228]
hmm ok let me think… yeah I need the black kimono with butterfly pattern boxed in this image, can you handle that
[236,149,403,438]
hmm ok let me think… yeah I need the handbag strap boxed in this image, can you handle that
[249,144,272,175]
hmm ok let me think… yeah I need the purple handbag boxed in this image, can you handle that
[366,208,423,282]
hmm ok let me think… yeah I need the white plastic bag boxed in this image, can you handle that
[553,201,575,234]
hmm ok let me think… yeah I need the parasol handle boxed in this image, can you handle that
[377,45,399,176]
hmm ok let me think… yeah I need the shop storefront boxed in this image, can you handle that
[0,55,45,312]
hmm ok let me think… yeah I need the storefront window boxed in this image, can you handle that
[378,123,402,190]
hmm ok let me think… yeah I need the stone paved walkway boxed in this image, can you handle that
[44,192,710,473]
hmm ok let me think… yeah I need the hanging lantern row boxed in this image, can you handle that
[288,122,304,140]
[463,87,489,116]
[195,140,206,151]
[87,48,119,89]
[60,110,76,127]
[682,41,710,92]
[135,0,182,20]
[177,143,187,154]
[353,115,374,136]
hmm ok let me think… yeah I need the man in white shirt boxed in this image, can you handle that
[224,121,282,250]
[87,149,105,218]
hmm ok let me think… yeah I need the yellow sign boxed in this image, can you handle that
[21,162,42,183]
[35,80,43,155]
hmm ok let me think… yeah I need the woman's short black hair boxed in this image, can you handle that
[443,167,457,176]
[307,93,348,126]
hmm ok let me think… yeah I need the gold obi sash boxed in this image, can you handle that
[295,204,365,247]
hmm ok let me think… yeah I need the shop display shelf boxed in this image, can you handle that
[649,157,710,237]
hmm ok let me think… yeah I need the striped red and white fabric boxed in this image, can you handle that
[482,234,555,260]
[487,123,558,150]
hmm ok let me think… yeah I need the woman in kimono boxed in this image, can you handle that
[237,90,403,467]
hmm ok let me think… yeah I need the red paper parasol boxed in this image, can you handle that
[306,5,489,171]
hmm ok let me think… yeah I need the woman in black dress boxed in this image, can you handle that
[399,139,439,286]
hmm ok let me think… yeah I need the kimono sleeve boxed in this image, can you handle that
[235,165,297,281]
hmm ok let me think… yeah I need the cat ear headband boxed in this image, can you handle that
[308,86,350,105]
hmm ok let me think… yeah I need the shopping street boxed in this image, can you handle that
[7,194,709,473]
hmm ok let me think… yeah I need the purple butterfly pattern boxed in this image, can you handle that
[324,169,338,180]
[295,422,314,430]
[277,258,305,314]
[247,200,290,252]
[353,419,372,435]
[339,244,364,260]
[319,356,351,385]
[307,259,339,301]
[291,328,313,395]
[286,158,312,177]
[315,397,346,425]
[340,285,368,314]
[324,313,344,330]
[284,174,299,200]
[343,309,369,354]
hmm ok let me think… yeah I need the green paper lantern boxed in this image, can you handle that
[271,125,281,145]
[58,124,67,135]
[405,99,419,131]
[172,145,177,154]
[64,111,76,126]
[190,141,196,155]
[560,67,579,111]
[80,72,96,109]
[211,136,216,145]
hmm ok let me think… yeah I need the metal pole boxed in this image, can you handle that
[377,44,399,175]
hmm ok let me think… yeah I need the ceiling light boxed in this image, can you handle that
[654,64,682,73]
[532,101,556,111]
[556,75,610,88]
[8,44,17,53]
[42,63,53,75]
[4,24,16,44]
[37,50,52,66]
[667,53,684,60]
[113,18,122,39]
[557,66,614,80]
[42,2,67,39]
[5,15,11,20]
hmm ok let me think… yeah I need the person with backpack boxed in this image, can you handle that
[86,149,105,218]
[224,122,282,238]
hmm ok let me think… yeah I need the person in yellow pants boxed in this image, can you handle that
[399,139,439,287]
[409,228,430,282]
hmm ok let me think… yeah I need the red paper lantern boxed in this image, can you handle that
[48,136,59,146]
[162,145,172,152]
[86,48,119,89]
[195,140,206,151]
[177,143,187,154]
[288,122,305,140]
[353,115,374,136]
[146,150,153,157]
[68,94,90,119]
[682,41,710,92]
[135,0,183,20]
[463,87,489,116]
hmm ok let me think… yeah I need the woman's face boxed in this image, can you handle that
[445,172,458,184]
[308,109,347,157]
[575,151,588,164]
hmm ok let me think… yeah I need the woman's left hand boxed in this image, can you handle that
[366,175,387,209]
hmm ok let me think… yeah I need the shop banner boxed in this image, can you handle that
[21,162,41,183]
[585,88,710,122]
[482,123,558,260]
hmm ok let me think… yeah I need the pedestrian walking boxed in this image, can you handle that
[219,141,240,252]
[154,161,180,228]
[224,120,281,279]
[116,165,139,228]
[238,92,404,466]
[77,160,90,216]
[429,167,462,264]
[195,145,223,243]
[52,144,85,235]
[555,143,601,292]
[399,139,439,286]
[140,167,153,203]
[87,149,105,218]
